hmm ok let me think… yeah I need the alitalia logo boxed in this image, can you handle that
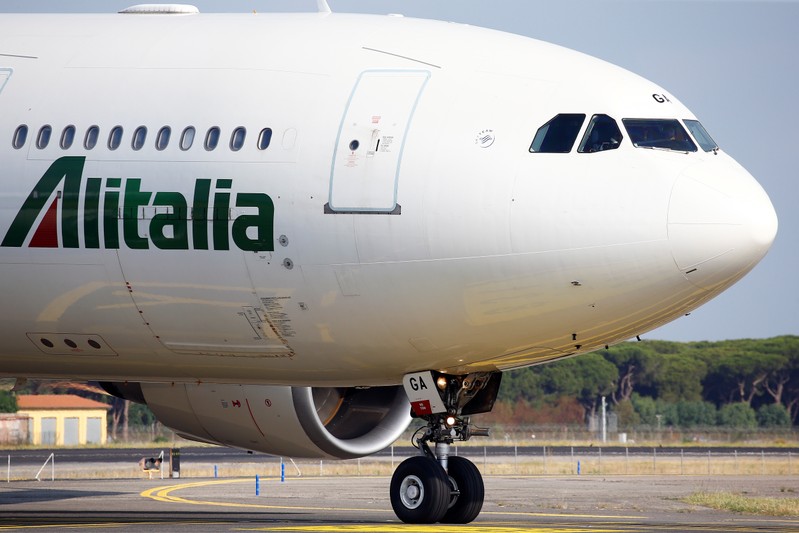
[1,157,274,251]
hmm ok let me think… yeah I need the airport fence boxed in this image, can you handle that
[5,445,799,480]
[256,445,799,479]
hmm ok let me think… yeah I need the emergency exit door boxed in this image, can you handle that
[328,70,430,214]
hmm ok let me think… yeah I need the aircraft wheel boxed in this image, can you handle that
[441,456,484,523]
[390,456,450,523]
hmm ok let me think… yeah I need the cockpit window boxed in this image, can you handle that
[529,113,585,153]
[622,119,697,152]
[683,119,718,152]
[578,114,622,153]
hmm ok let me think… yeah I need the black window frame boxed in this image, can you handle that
[204,126,220,151]
[622,118,697,153]
[155,126,171,151]
[60,125,76,150]
[84,125,100,150]
[12,125,28,149]
[257,128,273,150]
[36,125,52,149]
[132,126,147,151]
[108,125,124,151]
[230,127,246,152]
[578,114,623,154]
[529,113,586,153]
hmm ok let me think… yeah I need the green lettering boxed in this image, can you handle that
[191,179,211,250]
[122,179,151,249]
[84,178,101,249]
[212,180,231,251]
[232,193,275,252]
[151,192,189,250]
[103,180,120,249]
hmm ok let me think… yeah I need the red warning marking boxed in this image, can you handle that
[411,400,432,416]
[232,400,241,408]
[30,196,59,247]
[246,399,266,437]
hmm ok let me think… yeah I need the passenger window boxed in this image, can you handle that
[230,127,246,151]
[60,125,76,149]
[578,115,622,153]
[108,126,123,150]
[180,127,195,151]
[36,125,52,149]
[622,119,697,152]
[529,114,585,153]
[132,126,147,151]
[257,128,272,150]
[12,125,27,149]
[84,126,100,150]
[156,126,171,151]
[205,127,220,151]
[683,119,718,152]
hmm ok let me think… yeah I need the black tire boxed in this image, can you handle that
[441,456,484,524]
[390,456,450,524]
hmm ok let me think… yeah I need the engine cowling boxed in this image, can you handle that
[102,382,411,459]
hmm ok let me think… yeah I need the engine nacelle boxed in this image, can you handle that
[103,382,411,459]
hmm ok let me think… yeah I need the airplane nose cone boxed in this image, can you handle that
[668,159,777,290]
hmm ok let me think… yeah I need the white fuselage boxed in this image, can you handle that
[0,12,777,386]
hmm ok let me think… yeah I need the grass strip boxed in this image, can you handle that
[683,491,799,517]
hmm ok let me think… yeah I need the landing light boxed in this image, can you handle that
[436,376,448,390]
[445,416,456,427]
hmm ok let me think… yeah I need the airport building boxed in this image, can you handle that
[16,395,110,446]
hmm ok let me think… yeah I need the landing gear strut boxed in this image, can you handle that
[391,371,500,524]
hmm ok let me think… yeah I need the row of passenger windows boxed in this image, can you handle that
[11,124,274,152]
[529,114,718,154]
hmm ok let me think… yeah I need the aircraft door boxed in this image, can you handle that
[327,70,430,214]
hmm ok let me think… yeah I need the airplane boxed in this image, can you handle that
[0,2,778,524]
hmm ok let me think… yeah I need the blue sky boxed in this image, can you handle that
[2,1,796,343]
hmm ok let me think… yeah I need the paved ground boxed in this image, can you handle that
[1,475,798,532]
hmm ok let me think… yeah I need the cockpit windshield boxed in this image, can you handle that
[529,114,585,153]
[578,114,622,153]
[683,119,719,152]
[622,119,697,152]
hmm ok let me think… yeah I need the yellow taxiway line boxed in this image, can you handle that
[141,477,644,522]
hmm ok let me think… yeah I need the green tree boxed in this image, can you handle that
[602,344,656,404]
[631,393,657,425]
[498,368,543,403]
[674,400,717,427]
[704,347,783,406]
[652,355,706,402]
[717,402,757,429]
[0,390,17,413]
[756,403,791,428]
[613,399,640,428]
[538,353,618,418]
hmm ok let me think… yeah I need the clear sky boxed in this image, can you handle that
[2,0,796,343]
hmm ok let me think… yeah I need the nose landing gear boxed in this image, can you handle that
[391,371,500,524]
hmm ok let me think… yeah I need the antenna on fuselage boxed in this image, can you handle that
[317,0,332,13]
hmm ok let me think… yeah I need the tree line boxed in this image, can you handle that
[2,336,797,434]
[496,335,799,429]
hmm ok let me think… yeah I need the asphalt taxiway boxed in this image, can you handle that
[1,475,798,532]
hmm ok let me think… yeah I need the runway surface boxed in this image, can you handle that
[1,475,798,532]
